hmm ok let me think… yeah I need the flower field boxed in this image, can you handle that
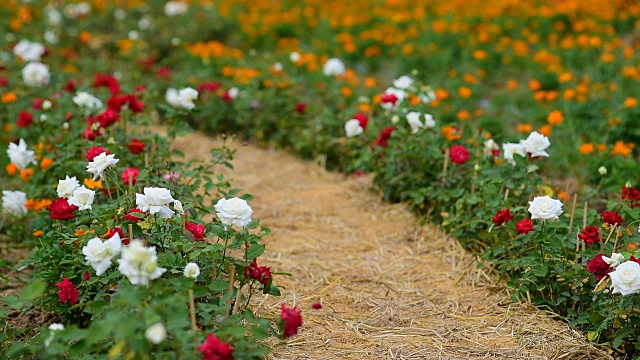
[2,0,640,358]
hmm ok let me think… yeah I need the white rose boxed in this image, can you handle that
[145,323,167,344]
[323,58,345,76]
[2,190,28,217]
[215,197,253,227]
[117,240,166,286]
[178,87,198,109]
[166,88,181,108]
[502,142,526,166]
[22,62,50,87]
[82,233,122,276]
[406,112,425,134]
[183,262,200,278]
[610,261,640,295]
[136,187,175,218]
[344,119,363,138]
[528,196,563,221]
[289,51,301,63]
[393,75,413,90]
[423,113,436,128]
[483,139,499,157]
[164,1,188,16]
[228,87,239,99]
[73,91,104,110]
[86,152,119,181]
[598,166,607,176]
[521,131,550,158]
[173,200,184,215]
[7,138,36,170]
[68,186,95,211]
[13,39,45,62]
[603,253,625,268]
[45,8,62,26]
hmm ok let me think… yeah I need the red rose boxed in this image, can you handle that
[352,112,368,129]
[47,198,78,220]
[156,67,172,80]
[55,278,79,306]
[198,334,234,360]
[449,145,470,164]
[185,222,206,241]
[93,73,120,95]
[516,219,534,235]
[0,75,7,87]
[375,126,395,148]
[128,138,145,154]
[86,146,109,161]
[622,186,640,208]
[198,82,221,93]
[492,208,514,226]
[312,302,322,310]
[381,92,398,105]
[83,271,91,281]
[280,304,303,338]
[124,207,145,222]
[81,124,102,140]
[243,259,272,285]
[221,91,233,103]
[64,79,80,93]
[601,211,623,225]
[295,102,307,114]
[17,110,33,127]
[96,109,119,128]
[586,254,613,281]
[32,98,44,110]
[121,168,140,185]
[578,226,601,245]
[107,94,144,113]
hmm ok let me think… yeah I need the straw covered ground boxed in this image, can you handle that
[171,130,613,360]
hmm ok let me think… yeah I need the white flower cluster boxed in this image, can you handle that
[164,1,188,16]
[136,187,176,218]
[58,176,95,211]
[380,87,406,110]
[501,131,551,166]
[22,62,50,87]
[344,119,363,138]
[166,87,198,110]
[405,112,435,134]
[117,240,166,286]
[13,39,45,62]
[82,232,122,275]
[73,91,104,110]
[322,58,345,76]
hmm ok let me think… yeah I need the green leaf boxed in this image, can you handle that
[246,244,265,260]
[613,326,635,348]
[20,279,46,301]
[211,280,228,292]
[534,267,548,277]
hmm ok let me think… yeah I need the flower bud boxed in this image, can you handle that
[391,115,400,124]
[598,166,607,176]
[42,100,52,110]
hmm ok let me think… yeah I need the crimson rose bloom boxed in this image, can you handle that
[185,222,205,241]
[32,98,44,110]
[124,207,145,222]
[47,198,78,220]
[587,254,614,281]
[121,167,140,185]
[17,110,33,128]
[601,211,623,225]
[578,226,601,245]
[198,334,234,360]
[380,92,398,105]
[93,73,120,95]
[198,82,221,93]
[295,102,307,114]
[375,126,395,148]
[449,145,470,164]
[492,208,514,226]
[105,226,128,245]
[352,112,368,129]
[312,302,322,310]
[107,94,144,113]
[55,278,79,306]
[127,138,145,154]
[96,109,119,128]
[86,146,109,161]
[622,186,640,208]
[516,219,534,235]
[244,259,272,285]
[280,304,303,338]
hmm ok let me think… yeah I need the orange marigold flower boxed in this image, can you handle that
[457,110,470,120]
[628,243,638,251]
[441,125,462,141]
[579,143,594,155]
[539,125,552,137]
[458,86,472,98]
[528,80,541,91]
[517,123,533,133]
[547,110,563,125]
[506,80,518,90]
[1,92,17,104]
[625,97,637,108]
[33,230,44,237]
[596,144,607,152]
[611,141,632,156]
[557,191,570,202]
[340,86,353,98]
[20,168,34,182]
[472,50,488,60]
[84,178,103,189]
[364,77,376,88]
[40,157,54,171]
[6,163,17,176]
[435,88,449,100]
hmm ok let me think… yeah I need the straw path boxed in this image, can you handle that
[171,131,611,360]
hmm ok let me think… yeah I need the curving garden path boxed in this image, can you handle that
[171,131,611,360]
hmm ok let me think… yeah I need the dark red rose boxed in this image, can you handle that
[83,271,91,281]
[449,145,470,164]
[81,124,102,140]
[622,186,640,208]
[280,304,303,338]
[198,334,234,360]
[198,82,221,93]
[0,75,7,87]
[107,94,144,113]
[244,259,272,285]
[156,67,172,80]
[375,126,395,148]
[124,207,145,222]
[127,138,145,154]
[55,278,79,306]
[587,254,614,281]
[630,256,640,264]
[381,92,398,105]
[64,79,80,93]
[601,211,623,225]
[312,302,322,310]
[354,170,365,177]
[221,92,233,103]
[492,149,500,157]
[516,219,534,235]
[17,110,33,127]
[352,112,368,129]
[96,109,119,128]
[47,198,78,220]
[578,226,601,245]
[492,208,514,226]
[93,73,120,95]
[32,98,44,110]
[295,102,307,114]
[185,222,205,241]
[121,168,139,185]
[86,146,109,161]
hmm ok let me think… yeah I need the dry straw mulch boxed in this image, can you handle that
[172,131,612,360]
